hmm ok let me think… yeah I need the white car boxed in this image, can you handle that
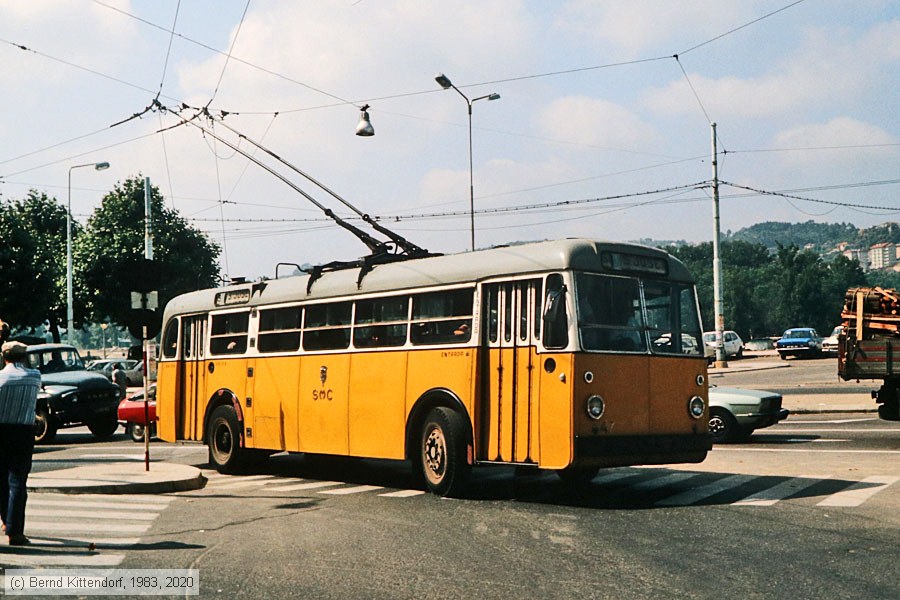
[703,330,745,359]
[708,386,789,443]
[822,325,844,355]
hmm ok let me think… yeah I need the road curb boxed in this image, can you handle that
[27,462,207,495]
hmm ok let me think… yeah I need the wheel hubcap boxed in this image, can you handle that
[423,426,446,483]
[709,416,725,436]
[213,421,233,461]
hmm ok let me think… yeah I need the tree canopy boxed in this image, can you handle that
[74,176,220,333]
[0,177,220,342]
[667,241,867,340]
[0,191,71,333]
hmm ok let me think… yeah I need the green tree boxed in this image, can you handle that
[74,176,220,333]
[0,191,74,338]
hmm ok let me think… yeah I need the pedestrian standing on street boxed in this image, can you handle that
[112,362,128,400]
[0,340,42,546]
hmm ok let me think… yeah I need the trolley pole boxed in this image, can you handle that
[711,123,727,368]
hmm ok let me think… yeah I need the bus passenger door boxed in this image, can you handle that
[481,280,540,463]
[179,315,207,441]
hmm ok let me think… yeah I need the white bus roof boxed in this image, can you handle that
[162,238,695,318]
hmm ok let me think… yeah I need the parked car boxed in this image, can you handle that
[87,358,144,387]
[822,325,844,355]
[702,330,745,359]
[652,332,704,356]
[708,386,790,443]
[24,343,121,444]
[775,327,823,359]
[117,383,157,443]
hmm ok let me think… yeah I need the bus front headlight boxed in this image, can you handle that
[586,395,605,420]
[689,395,705,419]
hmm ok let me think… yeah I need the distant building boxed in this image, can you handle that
[868,242,898,270]
[843,248,870,270]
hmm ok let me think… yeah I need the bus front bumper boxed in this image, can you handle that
[574,433,712,467]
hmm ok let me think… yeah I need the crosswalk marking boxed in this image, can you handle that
[632,472,698,491]
[29,498,171,511]
[25,508,161,521]
[3,493,170,569]
[589,470,641,485]
[265,480,343,492]
[194,469,900,509]
[213,476,279,490]
[0,553,127,567]
[319,485,383,495]
[27,537,143,547]
[816,475,900,507]
[655,474,755,506]
[733,475,831,506]
[378,489,426,498]
[24,521,152,534]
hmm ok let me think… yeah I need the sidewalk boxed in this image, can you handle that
[707,351,877,414]
[28,462,206,495]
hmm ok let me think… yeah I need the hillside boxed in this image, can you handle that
[649,221,900,253]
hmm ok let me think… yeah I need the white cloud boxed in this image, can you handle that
[773,117,896,156]
[536,96,658,150]
[643,20,900,119]
[555,0,758,57]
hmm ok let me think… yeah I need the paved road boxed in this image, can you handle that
[6,415,899,598]
[712,353,879,412]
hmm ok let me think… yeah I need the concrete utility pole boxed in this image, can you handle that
[711,123,727,368]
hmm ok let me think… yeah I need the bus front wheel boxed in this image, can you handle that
[419,407,470,497]
[208,405,244,473]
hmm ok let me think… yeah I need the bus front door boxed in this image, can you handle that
[179,315,207,441]
[482,280,541,464]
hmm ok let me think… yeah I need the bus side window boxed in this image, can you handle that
[303,301,352,351]
[543,274,568,349]
[410,288,474,345]
[162,318,179,358]
[209,312,250,355]
[258,306,303,353]
[353,296,409,348]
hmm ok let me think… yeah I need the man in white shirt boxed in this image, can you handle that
[0,340,42,546]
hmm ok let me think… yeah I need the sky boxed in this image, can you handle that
[1,0,899,280]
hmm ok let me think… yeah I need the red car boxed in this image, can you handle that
[117,384,156,442]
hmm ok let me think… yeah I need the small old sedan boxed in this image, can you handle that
[87,358,144,387]
[117,384,157,442]
[775,327,823,360]
[822,325,844,355]
[708,386,789,443]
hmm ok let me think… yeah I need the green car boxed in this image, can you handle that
[708,386,790,443]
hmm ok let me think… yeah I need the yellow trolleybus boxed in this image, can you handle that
[156,238,711,496]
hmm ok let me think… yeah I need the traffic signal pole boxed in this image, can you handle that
[143,176,153,471]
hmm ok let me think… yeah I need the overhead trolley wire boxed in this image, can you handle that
[207,0,252,106]
[154,0,181,100]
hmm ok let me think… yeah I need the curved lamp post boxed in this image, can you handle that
[67,161,109,345]
[434,73,499,251]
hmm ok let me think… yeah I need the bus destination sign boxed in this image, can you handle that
[215,289,252,307]
[601,251,668,276]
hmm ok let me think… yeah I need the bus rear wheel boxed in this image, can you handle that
[208,405,245,473]
[419,407,470,497]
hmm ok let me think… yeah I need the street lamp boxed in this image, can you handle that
[67,161,109,346]
[434,73,500,251]
[355,104,375,137]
